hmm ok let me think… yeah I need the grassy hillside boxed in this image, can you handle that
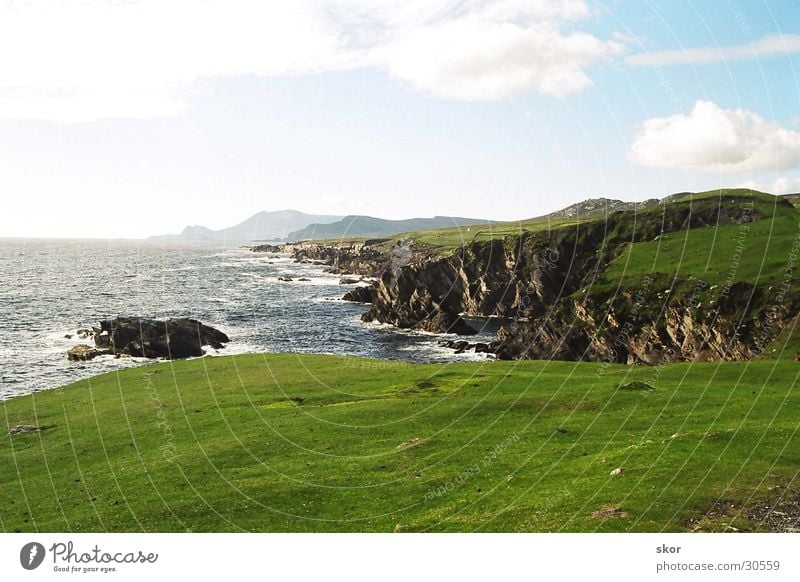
[3,353,799,532]
[386,188,789,252]
[602,189,797,288]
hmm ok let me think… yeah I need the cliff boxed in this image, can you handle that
[260,190,800,363]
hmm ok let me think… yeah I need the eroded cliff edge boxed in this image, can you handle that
[258,191,800,363]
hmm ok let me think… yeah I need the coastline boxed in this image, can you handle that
[0,240,497,401]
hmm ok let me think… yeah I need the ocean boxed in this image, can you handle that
[0,238,495,399]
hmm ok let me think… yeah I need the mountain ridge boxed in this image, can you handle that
[150,209,342,242]
[287,214,490,241]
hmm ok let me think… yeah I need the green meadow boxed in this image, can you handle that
[3,353,799,532]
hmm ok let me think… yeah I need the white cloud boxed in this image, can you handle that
[0,0,621,121]
[377,19,622,100]
[626,34,800,67]
[368,0,623,100]
[629,100,800,172]
[739,176,800,195]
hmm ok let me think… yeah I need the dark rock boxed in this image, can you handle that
[95,331,112,349]
[77,328,94,339]
[94,317,229,359]
[298,277,312,282]
[64,334,73,339]
[619,381,655,391]
[277,276,293,282]
[474,342,490,353]
[251,244,283,253]
[342,285,375,303]
[419,311,476,335]
[340,277,360,285]
[493,347,514,361]
[67,344,109,361]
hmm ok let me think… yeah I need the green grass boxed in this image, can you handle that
[3,353,799,532]
[395,217,585,252]
[603,190,799,289]
[297,215,586,256]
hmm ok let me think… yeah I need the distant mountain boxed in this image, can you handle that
[287,215,490,241]
[150,210,343,242]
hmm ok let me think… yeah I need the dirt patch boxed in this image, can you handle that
[8,424,48,436]
[396,437,427,450]
[690,487,800,532]
[590,505,628,519]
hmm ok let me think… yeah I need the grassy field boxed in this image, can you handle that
[398,216,584,251]
[602,190,799,289]
[3,353,799,532]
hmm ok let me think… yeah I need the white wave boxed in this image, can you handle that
[397,340,494,362]
[161,265,199,272]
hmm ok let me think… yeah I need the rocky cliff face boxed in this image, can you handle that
[282,239,394,277]
[255,192,796,363]
[271,238,435,279]
[360,193,797,363]
[489,279,782,363]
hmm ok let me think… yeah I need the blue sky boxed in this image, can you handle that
[1,0,799,238]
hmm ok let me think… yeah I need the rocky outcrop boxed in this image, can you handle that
[487,278,787,363]
[93,317,229,359]
[441,340,491,354]
[544,197,658,220]
[282,238,430,278]
[342,285,376,303]
[361,252,480,334]
[251,243,283,253]
[67,344,109,361]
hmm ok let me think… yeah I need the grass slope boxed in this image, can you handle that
[387,188,790,252]
[603,189,799,288]
[3,353,799,532]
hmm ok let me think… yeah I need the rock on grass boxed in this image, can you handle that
[619,381,655,391]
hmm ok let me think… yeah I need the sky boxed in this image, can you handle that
[1,0,799,238]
